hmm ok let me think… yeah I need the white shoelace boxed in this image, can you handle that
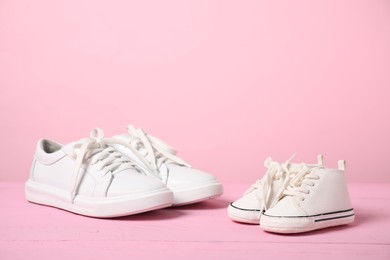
[125,125,190,172]
[246,156,296,213]
[70,128,140,202]
[283,164,324,201]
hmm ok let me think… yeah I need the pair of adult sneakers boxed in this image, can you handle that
[26,125,223,218]
[228,155,355,233]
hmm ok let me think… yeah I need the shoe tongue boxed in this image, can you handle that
[288,162,322,173]
[116,134,149,156]
[120,134,173,167]
[61,139,103,158]
[114,134,129,141]
[288,163,305,172]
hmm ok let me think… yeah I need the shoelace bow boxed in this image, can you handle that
[70,128,140,202]
[126,125,190,172]
[283,164,324,201]
[246,156,296,214]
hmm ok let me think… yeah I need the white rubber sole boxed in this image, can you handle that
[260,209,355,233]
[227,203,261,224]
[169,182,223,206]
[25,180,174,218]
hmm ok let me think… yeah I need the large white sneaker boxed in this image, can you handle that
[25,128,174,218]
[113,125,223,206]
[260,160,354,233]
[227,155,324,224]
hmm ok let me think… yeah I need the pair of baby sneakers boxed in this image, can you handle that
[26,125,223,218]
[228,155,355,233]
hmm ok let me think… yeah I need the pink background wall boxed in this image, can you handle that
[1,0,389,183]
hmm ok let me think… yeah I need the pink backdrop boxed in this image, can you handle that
[1,0,389,183]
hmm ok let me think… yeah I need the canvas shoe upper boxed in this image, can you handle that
[25,128,174,218]
[113,125,223,206]
[260,160,354,233]
[227,155,324,224]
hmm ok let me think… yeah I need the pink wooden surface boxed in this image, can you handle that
[1,182,389,259]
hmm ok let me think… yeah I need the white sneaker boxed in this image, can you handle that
[25,128,174,218]
[227,155,324,224]
[260,160,354,233]
[113,125,223,206]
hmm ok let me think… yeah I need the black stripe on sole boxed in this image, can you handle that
[263,208,354,218]
[229,203,261,212]
[315,214,355,222]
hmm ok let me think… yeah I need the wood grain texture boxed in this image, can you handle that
[1,182,389,259]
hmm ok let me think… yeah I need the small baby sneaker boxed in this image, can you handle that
[25,128,174,218]
[227,155,324,224]
[260,160,354,233]
[112,125,223,206]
